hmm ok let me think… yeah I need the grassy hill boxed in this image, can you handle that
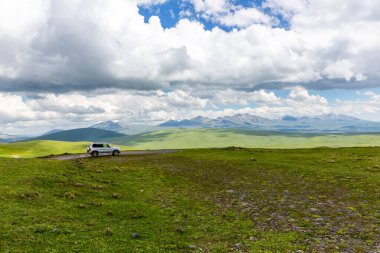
[0,141,89,158]
[111,128,380,149]
[0,148,379,251]
[2,128,380,158]
[30,128,125,142]
[0,140,128,158]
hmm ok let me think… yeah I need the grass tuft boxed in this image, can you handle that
[104,228,113,236]
[63,192,76,199]
[19,191,40,200]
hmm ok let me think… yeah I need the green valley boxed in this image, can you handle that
[112,128,380,150]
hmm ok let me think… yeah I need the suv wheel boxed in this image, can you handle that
[112,150,119,156]
[91,151,99,157]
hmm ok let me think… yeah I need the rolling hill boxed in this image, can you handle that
[0,140,88,158]
[0,140,129,158]
[110,128,380,149]
[2,128,380,158]
[29,128,126,142]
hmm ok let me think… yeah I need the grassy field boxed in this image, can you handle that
[0,141,129,158]
[2,129,380,158]
[112,128,380,149]
[0,148,379,252]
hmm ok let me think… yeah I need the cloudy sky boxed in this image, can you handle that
[1,0,380,135]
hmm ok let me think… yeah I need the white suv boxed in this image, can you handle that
[87,143,120,157]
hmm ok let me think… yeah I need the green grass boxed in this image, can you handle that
[2,129,380,158]
[0,141,129,158]
[0,148,379,252]
[112,128,380,149]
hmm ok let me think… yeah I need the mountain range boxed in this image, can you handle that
[42,129,65,136]
[90,121,123,132]
[159,113,380,133]
[2,113,380,143]
[49,113,376,135]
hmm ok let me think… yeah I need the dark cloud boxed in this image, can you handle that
[0,77,165,93]
[252,76,380,91]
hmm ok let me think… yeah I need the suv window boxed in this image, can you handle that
[93,144,104,148]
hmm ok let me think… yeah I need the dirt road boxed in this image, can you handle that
[45,150,180,161]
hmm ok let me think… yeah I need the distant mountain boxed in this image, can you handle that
[300,113,360,121]
[91,120,163,135]
[281,115,298,121]
[0,133,26,143]
[159,116,212,127]
[90,121,123,131]
[216,114,271,126]
[160,114,271,128]
[42,129,65,136]
[159,113,380,133]
[29,128,125,142]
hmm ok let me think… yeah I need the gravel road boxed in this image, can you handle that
[45,150,180,160]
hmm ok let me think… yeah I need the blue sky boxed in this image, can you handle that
[139,0,290,30]
[0,0,380,134]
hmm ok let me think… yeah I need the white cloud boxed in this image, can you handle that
[1,0,380,133]
[4,86,380,135]
[189,0,229,15]
[187,0,275,28]
[333,91,380,120]
[0,0,379,92]
[218,7,275,27]
[0,89,210,133]
[135,0,168,6]
[263,0,307,19]
[0,87,327,133]
[0,93,36,123]
[0,0,47,37]
[322,59,366,82]
[287,86,327,104]
[212,89,280,106]
[190,86,331,119]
